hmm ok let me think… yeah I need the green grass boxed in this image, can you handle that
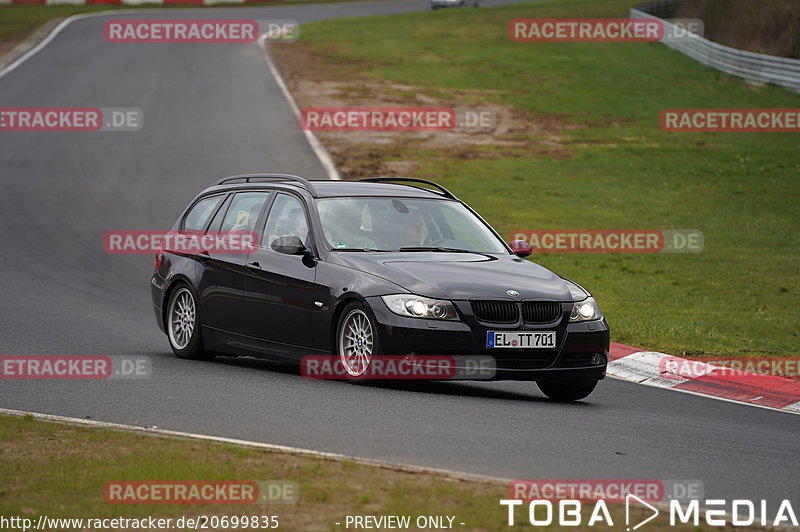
[2,414,690,531]
[0,414,503,529]
[291,0,800,357]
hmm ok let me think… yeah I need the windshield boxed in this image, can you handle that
[315,197,508,253]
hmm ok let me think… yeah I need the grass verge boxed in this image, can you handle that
[0,413,717,531]
[271,0,800,359]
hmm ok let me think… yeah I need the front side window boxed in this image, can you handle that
[315,197,507,253]
[183,195,223,232]
[263,194,310,247]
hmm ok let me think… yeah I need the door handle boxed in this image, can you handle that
[246,261,262,272]
[197,250,210,262]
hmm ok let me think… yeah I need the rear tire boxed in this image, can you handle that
[538,380,597,401]
[166,284,214,361]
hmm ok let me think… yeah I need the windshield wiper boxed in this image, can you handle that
[331,247,392,252]
[397,246,498,259]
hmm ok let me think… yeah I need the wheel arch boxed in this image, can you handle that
[329,293,372,353]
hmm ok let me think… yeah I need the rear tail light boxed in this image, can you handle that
[155,249,163,270]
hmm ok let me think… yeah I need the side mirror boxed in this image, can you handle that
[271,235,307,256]
[509,239,533,258]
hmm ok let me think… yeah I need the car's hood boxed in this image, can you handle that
[329,252,572,301]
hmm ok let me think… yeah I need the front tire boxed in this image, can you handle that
[336,302,379,383]
[166,284,214,361]
[538,380,597,401]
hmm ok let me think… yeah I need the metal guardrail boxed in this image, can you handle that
[631,0,800,92]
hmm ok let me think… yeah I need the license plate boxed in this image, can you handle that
[487,331,556,349]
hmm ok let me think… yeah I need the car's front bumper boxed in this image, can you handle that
[366,296,609,381]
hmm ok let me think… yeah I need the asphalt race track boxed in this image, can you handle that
[0,0,797,515]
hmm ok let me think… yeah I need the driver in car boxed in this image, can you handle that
[394,212,424,247]
[370,207,426,249]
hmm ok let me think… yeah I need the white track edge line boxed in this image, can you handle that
[0,12,342,185]
[0,15,79,81]
[0,407,507,485]
[0,11,133,81]
[257,35,341,181]
[0,8,204,80]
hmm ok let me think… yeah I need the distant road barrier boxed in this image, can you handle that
[631,0,800,92]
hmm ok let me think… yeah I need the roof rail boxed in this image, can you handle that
[357,177,456,200]
[213,173,317,196]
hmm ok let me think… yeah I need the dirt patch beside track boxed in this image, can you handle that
[270,42,578,179]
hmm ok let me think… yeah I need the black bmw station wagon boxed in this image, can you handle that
[151,174,610,400]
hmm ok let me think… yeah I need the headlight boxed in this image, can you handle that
[381,294,459,321]
[569,297,602,322]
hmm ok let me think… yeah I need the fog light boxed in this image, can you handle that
[591,353,606,366]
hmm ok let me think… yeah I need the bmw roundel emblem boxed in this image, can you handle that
[506,289,520,297]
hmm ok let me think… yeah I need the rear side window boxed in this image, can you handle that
[183,195,223,232]
[221,192,271,233]
[205,194,232,234]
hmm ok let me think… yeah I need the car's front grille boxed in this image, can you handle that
[471,300,518,323]
[521,302,562,323]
